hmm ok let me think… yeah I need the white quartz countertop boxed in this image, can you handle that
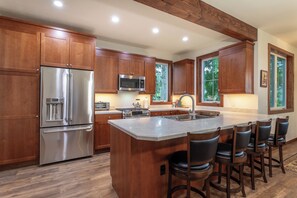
[108,112,274,141]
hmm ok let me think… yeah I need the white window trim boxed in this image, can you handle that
[270,52,287,110]
[201,56,220,103]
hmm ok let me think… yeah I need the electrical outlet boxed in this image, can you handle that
[160,164,166,175]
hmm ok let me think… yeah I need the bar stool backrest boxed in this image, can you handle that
[254,119,272,152]
[233,124,252,163]
[187,129,220,167]
[274,116,289,145]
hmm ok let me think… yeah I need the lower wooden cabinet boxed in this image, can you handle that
[150,110,186,117]
[94,114,122,151]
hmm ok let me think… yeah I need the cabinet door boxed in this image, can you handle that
[41,32,69,68]
[95,51,118,93]
[131,59,145,76]
[172,63,187,94]
[94,114,122,150]
[144,59,156,94]
[219,41,254,94]
[69,37,95,70]
[186,62,194,94]
[0,72,39,165]
[119,58,130,75]
[0,29,40,72]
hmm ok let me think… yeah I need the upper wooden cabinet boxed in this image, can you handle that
[144,58,156,94]
[95,49,119,93]
[172,59,194,95]
[219,41,254,94]
[119,55,145,76]
[41,32,96,70]
[0,28,40,72]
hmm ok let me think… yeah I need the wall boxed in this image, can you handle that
[255,29,297,141]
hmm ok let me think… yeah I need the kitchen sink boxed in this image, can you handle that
[163,114,215,121]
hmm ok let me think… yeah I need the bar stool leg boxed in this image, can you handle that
[279,145,286,174]
[239,164,246,197]
[250,154,255,190]
[269,145,272,177]
[187,178,190,198]
[218,162,222,184]
[167,169,172,198]
[261,154,267,183]
[205,177,210,198]
[226,165,231,198]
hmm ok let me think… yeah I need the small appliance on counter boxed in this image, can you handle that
[116,107,150,119]
[95,102,110,111]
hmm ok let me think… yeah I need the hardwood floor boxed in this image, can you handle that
[1,141,297,198]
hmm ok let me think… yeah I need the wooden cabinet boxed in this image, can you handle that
[94,114,122,150]
[41,32,95,70]
[219,41,254,94]
[172,59,194,95]
[94,49,119,93]
[150,110,186,117]
[119,56,145,76]
[0,72,39,166]
[0,29,40,72]
[144,58,156,94]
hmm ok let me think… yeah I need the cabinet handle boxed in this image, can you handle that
[70,64,72,66]
[66,64,69,66]
[36,115,39,118]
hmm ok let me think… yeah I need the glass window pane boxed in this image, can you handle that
[202,57,219,102]
[269,54,275,108]
[153,63,168,102]
[277,57,286,107]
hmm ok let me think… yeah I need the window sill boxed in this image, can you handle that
[197,102,223,107]
[268,108,294,115]
[151,102,172,105]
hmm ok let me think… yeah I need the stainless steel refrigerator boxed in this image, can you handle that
[40,66,94,165]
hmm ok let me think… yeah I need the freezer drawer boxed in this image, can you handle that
[40,124,94,165]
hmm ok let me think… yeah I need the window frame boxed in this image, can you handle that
[196,52,223,107]
[268,43,294,114]
[150,58,172,105]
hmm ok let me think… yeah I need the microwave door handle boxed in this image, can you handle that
[69,73,73,122]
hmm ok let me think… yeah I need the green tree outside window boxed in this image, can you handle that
[202,57,220,102]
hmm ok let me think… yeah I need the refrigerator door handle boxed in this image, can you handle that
[42,125,93,134]
[69,72,74,122]
[65,71,70,123]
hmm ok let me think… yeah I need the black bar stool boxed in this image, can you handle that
[210,124,251,198]
[266,116,289,177]
[167,129,220,198]
[245,119,272,190]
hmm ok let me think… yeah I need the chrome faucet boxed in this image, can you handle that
[178,94,196,116]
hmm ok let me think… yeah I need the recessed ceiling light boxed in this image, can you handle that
[111,15,120,23]
[152,27,159,34]
[53,0,63,8]
[182,36,189,42]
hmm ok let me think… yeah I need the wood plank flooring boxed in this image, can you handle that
[1,141,297,198]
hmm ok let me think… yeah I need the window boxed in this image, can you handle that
[268,44,294,114]
[151,59,172,104]
[197,52,223,106]
[201,57,220,103]
[269,53,286,109]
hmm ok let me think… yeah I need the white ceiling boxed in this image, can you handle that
[0,0,237,55]
[204,0,297,47]
[0,0,296,55]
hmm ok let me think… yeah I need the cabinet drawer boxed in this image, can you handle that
[95,114,122,124]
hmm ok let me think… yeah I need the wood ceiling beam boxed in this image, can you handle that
[134,0,257,41]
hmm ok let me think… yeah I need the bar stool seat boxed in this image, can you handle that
[170,151,211,171]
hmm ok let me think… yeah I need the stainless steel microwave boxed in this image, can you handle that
[118,74,145,91]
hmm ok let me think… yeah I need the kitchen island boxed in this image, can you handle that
[108,112,272,198]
